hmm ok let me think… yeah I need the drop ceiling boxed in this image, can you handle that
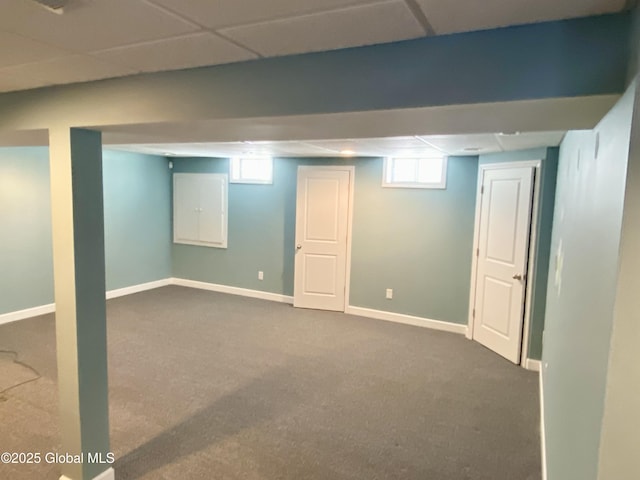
[110,131,566,158]
[0,0,627,93]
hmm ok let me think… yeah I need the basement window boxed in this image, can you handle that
[382,157,447,189]
[230,157,273,184]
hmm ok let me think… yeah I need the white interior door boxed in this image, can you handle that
[294,167,351,311]
[472,166,534,363]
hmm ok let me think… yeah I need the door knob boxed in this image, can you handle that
[296,244,302,250]
[512,273,523,281]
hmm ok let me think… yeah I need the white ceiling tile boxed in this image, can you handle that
[109,128,568,157]
[418,134,502,155]
[0,71,29,93]
[148,0,373,29]
[219,1,424,57]
[269,142,340,156]
[93,33,257,74]
[0,31,71,68]
[0,55,136,91]
[495,131,565,150]
[0,0,199,52]
[415,0,626,35]
[378,146,445,157]
[305,137,445,156]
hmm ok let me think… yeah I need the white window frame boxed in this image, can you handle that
[230,157,273,185]
[382,156,448,189]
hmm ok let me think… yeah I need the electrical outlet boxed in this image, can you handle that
[385,288,393,299]
[258,271,264,281]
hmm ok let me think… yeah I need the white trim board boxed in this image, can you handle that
[345,306,468,335]
[0,303,56,326]
[539,370,547,480]
[171,278,294,304]
[524,359,542,372]
[0,279,172,326]
[106,278,172,300]
[61,467,114,480]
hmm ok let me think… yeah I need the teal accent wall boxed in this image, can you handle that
[543,85,635,480]
[348,157,477,323]
[102,150,172,290]
[0,147,53,313]
[0,148,171,315]
[479,147,559,360]
[172,156,478,325]
[628,6,640,85]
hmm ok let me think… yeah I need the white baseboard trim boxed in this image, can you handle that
[524,359,542,372]
[539,370,547,480]
[105,278,172,300]
[0,279,173,326]
[344,305,468,335]
[170,278,294,304]
[60,467,114,480]
[0,303,55,326]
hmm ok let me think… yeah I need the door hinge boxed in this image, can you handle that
[481,185,484,194]
[472,308,475,318]
[476,248,479,257]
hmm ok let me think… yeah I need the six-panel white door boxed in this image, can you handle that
[472,166,534,363]
[294,167,351,311]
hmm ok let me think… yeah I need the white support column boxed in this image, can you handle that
[49,127,112,480]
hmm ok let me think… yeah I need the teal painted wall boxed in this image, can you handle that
[348,157,477,323]
[172,156,478,325]
[0,147,54,313]
[479,147,559,360]
[103,150,172,290]
[0,148,171,315]
[543,85,635,480]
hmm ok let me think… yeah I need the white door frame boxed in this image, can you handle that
[296,165,355,312]
[467,160,542,366]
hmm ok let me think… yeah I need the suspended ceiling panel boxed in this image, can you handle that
[0,31,69,69]
[414,0,627,35]
[0,55,135,93]
[495,131,566,151]
[149,0,374,29]
[0,0,198,52]
[219,1,424,57]
[109,132,566,158]
[94,33,257,74]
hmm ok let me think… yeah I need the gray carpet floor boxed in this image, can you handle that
[0,286,540,480]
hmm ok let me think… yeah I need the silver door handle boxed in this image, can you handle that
[296,244,302,250]
[512,273,523,281]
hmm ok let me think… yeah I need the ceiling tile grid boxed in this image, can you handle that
[413,0,626,35]
[93,32,258,73]
[219,1,425,57]
[147,0,378,29]
[108,132,566,158]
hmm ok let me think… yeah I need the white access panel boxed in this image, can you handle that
[173,173,228,248]
[198,175,227,246]
[174,174,200,243]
